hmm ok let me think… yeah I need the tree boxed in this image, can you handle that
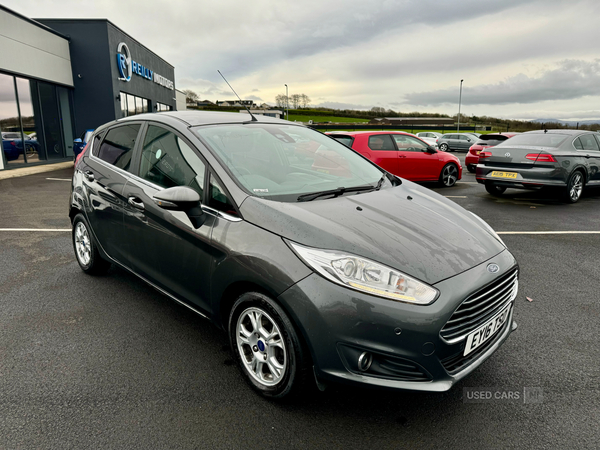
[275,94,288,108]
[371,106,386,113]
[182,89,199,104]
[291,94,301,109]
[300,94,311,109]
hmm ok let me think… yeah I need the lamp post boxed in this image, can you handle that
[284,84,288,120]
[457,79,463,133]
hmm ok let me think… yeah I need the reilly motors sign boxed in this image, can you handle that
[117,42,174,90]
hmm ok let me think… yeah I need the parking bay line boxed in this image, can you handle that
[46,178,71,181]
[0,228,71,232]
[445,196,468,198]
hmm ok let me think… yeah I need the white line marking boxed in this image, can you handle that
[459,182,479,184]
[46,178,71,181]
[0,228,71,232]
[498,231,600,235]
[445,196,468,198]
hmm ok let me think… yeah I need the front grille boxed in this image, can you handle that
[441,316,511,374]
[440,268,518,343]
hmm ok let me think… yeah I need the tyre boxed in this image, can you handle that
[439,143,449,152]
[72,213,111,275]
[485,181,507,196]
[467,164,476,173]
[229,292,310,399]
[439,163,458,187]
[564,170,584,203]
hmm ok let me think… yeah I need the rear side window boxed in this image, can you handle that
[444,134,456,140]
[368,134,395,150]
[332,136,354,148]
[574,135,599,151]
[139,125,206,196]
[97,124,140,170]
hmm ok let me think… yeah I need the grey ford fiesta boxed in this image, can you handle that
[70,111,519,398]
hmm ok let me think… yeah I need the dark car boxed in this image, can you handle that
[327,131,462,187]
[465,133,519,173]
[476,129,600,203]
[436,133,479,152]
[73,129,94,161]
[70,111,519,398]
[2,131,41,162]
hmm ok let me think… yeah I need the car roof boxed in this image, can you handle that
[326,130,412,136]
[523,129,595,135]
[118,110,295,127]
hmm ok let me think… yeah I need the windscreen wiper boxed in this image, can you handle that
[297,185,376,202]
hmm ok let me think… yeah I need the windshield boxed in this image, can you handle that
[195,124,384,202]
[496,133,568,148]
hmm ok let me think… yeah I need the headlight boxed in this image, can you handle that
[288,242,439,305]
[470,212,506,247]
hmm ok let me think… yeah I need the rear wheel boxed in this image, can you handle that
[564,170,584,203]
[439,163,458,187]
[485,181,506,196]
[229,292,311,399]
[439,143,449,152]
[72,213,111,275]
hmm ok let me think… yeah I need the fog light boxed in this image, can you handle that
[357,352,372,372]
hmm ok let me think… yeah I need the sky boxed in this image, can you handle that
[5,0,600,120]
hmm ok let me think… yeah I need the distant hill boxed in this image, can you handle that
[532,118,600,126]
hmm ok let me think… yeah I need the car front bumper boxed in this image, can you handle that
[278,249,518,392]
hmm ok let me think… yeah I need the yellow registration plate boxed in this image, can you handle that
[490,171,517,179]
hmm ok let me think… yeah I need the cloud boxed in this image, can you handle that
[404,59,600,106]
[245,95,263,101]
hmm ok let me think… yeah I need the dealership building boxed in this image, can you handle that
[0,5,179,171]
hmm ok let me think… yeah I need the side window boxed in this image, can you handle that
[392,135,428,151]
[573,138,584,150]
[139,125,205,196]
[97,124,140,170]
[445,134,455,140]
[368,134,395,151]
[578,135,599,151]
[208,174,238,216]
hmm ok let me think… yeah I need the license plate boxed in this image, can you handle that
[490,171,517,179]
[476,151,481,155]
[464,303,512,356]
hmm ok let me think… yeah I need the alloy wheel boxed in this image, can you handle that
[570,172,583,202]
[442,165,458,187]
[236,307,287,387]
[74,221,91,266]
[439,143,449,152]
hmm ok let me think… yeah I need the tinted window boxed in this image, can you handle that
[576,134,599,151]
[496,134,568,148]
[209,174,237,216]
[97,124,140,170]
[139,125,205,196]
[392,134,428,151]
[332,136,354,148]
[458,135,471,141]
[368,134,395,150]
[444,134,457,140]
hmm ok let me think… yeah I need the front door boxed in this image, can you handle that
[392,134,439,180]
[121,124,215,312]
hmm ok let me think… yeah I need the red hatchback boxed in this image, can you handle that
[465,133,519,173]
[327,131,462,187]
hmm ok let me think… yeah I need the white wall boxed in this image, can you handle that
[175,89,187,111]
[0,9,73,86]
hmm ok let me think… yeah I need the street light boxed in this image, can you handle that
[284,84,288,120]
[457,79,464,133]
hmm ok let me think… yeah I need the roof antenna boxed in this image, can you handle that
[217,70,257,122]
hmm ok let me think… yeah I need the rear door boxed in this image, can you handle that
[582,135,600,183]
[82,123,142,266]
[458,135,475,150]
[121,123,216,312]
[392,134,440,180]
[444,134,459,150]
[364,134,398,174]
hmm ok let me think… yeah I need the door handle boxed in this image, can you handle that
[83,170,94,181]
[398,155,407,158]
[128,196,145,210]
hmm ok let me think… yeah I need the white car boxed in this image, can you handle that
[416,132,443,148]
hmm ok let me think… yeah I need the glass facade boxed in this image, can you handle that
[0,71,74,168]
[157,103,172,112]
[120,92,150,117]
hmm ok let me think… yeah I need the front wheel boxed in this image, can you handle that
[439,163,458,187]
[564,171,584,203]
[439,143,449,152]
[229,292,310,399]
[485,181,507,196]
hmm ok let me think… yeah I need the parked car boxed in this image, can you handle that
[476,129,600,203]
[436,133,479,152]
[1,131,41,161]
[465,133,520,173]
[327,131,462,187]
[73,129,94,161]
[464,132,481,138]
[415,132,442,148]
[71,111,518,398]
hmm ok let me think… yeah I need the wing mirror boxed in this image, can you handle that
[153,186,205,228]
[426,146,437,153]
[74,138,82,144]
